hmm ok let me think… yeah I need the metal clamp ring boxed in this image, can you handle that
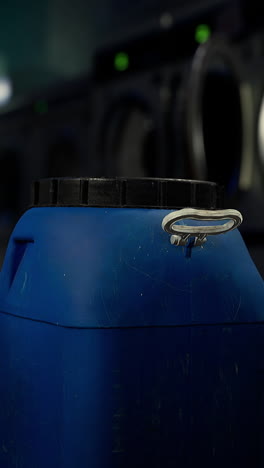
[162,208,243,246]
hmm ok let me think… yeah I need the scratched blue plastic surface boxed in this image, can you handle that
[0,207,263,467]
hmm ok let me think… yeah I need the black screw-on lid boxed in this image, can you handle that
[32,178,224,210]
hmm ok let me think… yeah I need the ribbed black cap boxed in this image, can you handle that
[31,178,224,210]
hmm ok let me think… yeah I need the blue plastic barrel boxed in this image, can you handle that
[0,177,263,468]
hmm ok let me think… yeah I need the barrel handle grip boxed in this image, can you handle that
[162,208,243,247]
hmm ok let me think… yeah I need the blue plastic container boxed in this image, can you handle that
[0,178,263,468]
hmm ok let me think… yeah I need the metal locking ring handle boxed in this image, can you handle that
[162,208,243,246]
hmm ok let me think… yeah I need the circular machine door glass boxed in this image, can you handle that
[257,92,264,174]
[201,58,243,191]
[185,39,244,193]
[102,101,159,177]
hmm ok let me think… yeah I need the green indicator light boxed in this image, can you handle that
[195,24,211,44]
[114,52,129,71]
[34,100,48,114]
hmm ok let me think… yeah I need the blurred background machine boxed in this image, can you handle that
[0,0,264,275]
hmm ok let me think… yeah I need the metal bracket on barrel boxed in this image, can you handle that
[162,208,243,248]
